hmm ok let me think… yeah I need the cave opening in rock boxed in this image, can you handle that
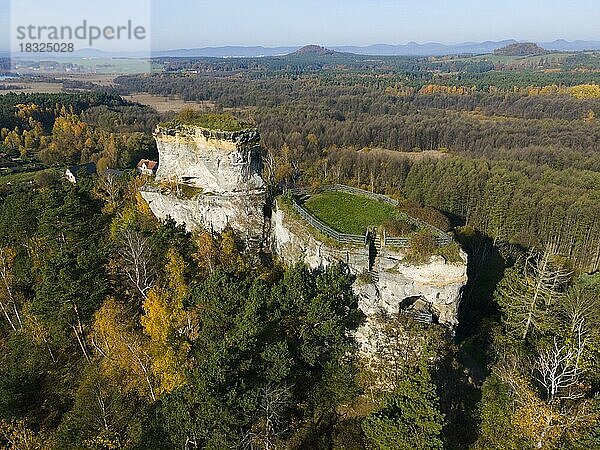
[399,295,436,324]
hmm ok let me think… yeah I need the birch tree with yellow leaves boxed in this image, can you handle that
[141,248,190,395]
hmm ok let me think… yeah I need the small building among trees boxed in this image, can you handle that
[137,159,158,175]
[65,162,96,184]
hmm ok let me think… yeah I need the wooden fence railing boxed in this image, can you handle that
[289,199,367,246]
[321,184,398,206]
[287,184,452,248]
[384,234,451,247]
[400,309,434,324]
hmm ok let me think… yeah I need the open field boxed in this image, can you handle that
[11,57,156,75]
[61,73,120,86]
[58,57,155,74]
[124,93,216,113]
[0,76,215,113]
[0,76,114,94]
[0,81,64,94]
[302,191,398,235]
[0,72,125,93]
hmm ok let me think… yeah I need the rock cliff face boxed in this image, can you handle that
[140,186,267,237]
[271,202,370,270]
[141,123,468,351]
[355,248,467,327]
[141,124,266,240]
[271,200,468,351]
[154,125,264,193]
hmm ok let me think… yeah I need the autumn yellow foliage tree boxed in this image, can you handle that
[0,419,51,449]
[41,115,97,164]
[419,84,475,95]
[569,84,600,99]
[583,109,596,123]
[109,194,157,240]
[495,358,599,449]
[89,297,158,401]
[219,229,245,270]
[192,230,219,274]
[511,382,561,449]
[141,249,190,395]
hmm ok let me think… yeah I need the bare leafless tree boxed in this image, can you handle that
[95,172,123,211]
[495,345,597,450]
[117,229,156,299]
[532,321,586,402]
[0,247,21,331]
[520,246,571,339]
[241,382,291,450]
[559,283,600,338]
[496,244,571,340]
[184,436,198,450]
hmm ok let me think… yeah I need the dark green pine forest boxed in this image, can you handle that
[0,50,599,449]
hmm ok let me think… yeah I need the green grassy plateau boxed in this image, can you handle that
[302,191,397,235]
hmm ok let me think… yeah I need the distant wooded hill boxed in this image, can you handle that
[290,45,335,56]
[64,39,600,58]
[494,42,547,56]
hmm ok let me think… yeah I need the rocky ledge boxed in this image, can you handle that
[270,199,468,352]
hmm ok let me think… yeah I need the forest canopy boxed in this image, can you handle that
[0,50,599,449]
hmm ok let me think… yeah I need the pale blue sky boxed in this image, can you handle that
[1,0,599,51]
[151,0,599,49]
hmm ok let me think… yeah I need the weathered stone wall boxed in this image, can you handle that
[355,256,467,327]
[271,202,370,272]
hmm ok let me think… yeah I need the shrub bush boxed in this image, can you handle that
[406,231,438,263]
[382,217,414,237]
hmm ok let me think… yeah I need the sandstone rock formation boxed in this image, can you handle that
[141,122,468,351]
[271,200,468,352]
[154,126,264,193]
[141,124,267,241]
